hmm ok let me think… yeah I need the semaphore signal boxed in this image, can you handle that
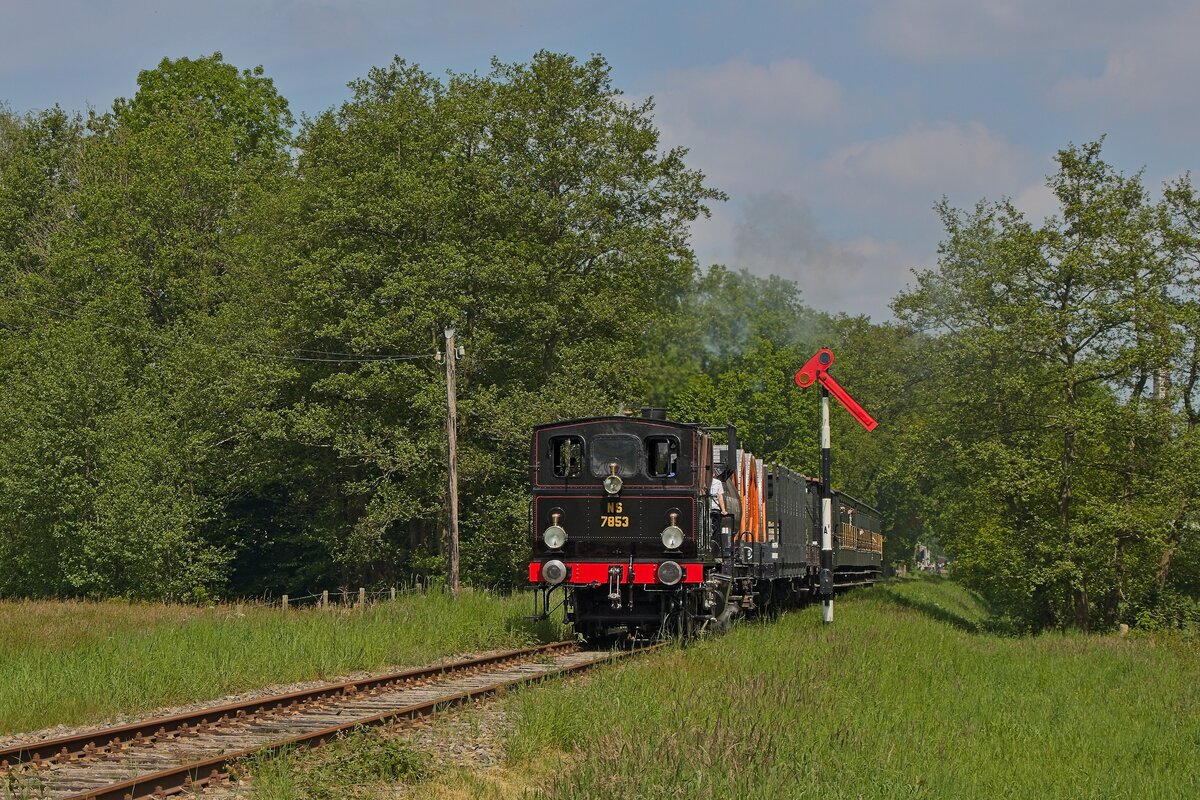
[794,348,877,623]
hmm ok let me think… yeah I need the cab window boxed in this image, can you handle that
[550,436,584,478]
[646,436,680,477]
[590,435,640,477]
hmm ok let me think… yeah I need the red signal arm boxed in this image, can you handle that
[794,349,878,432]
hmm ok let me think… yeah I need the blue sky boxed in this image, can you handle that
[3,0,1197,319]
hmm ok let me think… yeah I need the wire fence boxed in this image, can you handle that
[270,582,441,611]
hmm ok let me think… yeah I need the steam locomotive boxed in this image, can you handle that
[528,409,883,641]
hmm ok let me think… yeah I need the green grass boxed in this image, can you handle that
[505,580,1200,799]
[0,590,562,735]
[876,575,994,632]
[238,726,426,800]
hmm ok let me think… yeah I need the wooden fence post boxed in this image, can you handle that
[282,595,289,612]
[390,586,396,602]
[358,587,366,610]
[321,590,329,608]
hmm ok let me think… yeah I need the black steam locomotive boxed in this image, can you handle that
[528,410,883,641]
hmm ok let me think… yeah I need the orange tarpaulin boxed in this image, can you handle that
[747,460,759,541]
[736,450,764,542]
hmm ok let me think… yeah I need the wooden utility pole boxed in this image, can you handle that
[444,326,461,595]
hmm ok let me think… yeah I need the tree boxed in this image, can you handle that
[0,54,295,599]
[259,52,723,588]
[894,140,1193,630]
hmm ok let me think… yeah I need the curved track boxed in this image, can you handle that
[0,641,654,800]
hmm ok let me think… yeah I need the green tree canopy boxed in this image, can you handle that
[0,54,295,599]
[894,140,1198,630]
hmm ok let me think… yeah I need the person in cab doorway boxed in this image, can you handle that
[711,465,728,534]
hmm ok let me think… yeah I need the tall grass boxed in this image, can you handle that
[507,582,1200,799]
[0,590,561,735]
[877,575,995,632]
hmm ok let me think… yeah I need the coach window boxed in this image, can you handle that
[646,436,679,478]
[589,435,640,477]
[550,436,584,478]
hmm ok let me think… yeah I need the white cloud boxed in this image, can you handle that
[787,235,912,319]
[688,204,738,269]
[656,58,843,127]
[864,0,1200,128]
[864,0,1144,61]
[731,191,829,270]
[819,122,1030,205]
[1012,181,1058,224]
[795,235,911,314]
[687,123,1034,318]
[1052,3,1200,115]
[865,0,1035,60]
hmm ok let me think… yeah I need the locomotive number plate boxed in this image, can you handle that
[600,501,631,528]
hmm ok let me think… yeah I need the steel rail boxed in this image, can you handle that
[61,644,659,800]
[0,640,575,771]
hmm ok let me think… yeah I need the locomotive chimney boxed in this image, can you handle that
[640,407,668,420]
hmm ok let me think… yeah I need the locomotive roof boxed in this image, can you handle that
[533,415,701,432]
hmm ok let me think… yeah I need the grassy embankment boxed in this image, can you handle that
[495,578,1199,799]
[0,590,560,736]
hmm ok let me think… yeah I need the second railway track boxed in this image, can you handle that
[1,640,653,800]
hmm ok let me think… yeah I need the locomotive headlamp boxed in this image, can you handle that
[542,559,568,585]
[657,560,683,586]
[661,525,684,549]
[543,525,567,549]
[661,511,684,549]
[603,462,623,495]
[543,512,567,549]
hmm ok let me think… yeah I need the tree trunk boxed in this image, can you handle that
[1074,577,1090,632]
[1155,525,1181,594]
[1184,335,1200,429]
[1112,375,1146,625]
[1104,538,1125,627]
[1059,361,1077,530]
[1060,426,1074,530]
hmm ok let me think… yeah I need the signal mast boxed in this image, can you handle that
[794,349,877,623]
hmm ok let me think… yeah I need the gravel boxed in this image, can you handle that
[405,700,514,771]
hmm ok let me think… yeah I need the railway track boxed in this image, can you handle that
[0,641,653,800]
